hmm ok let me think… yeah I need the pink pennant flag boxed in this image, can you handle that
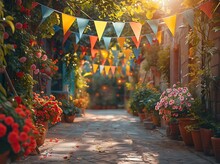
[111,66,116,75]
[90,36,98,49]
[131,36,142,48]
[199,0,214,19]
[129,22,142,41]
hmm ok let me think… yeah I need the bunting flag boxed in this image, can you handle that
[81,46,88,58]
[108,58,113,65]
[103,37,112,49]
[129,22,142,41]
[199,0,214,19]
[100,65,104,73]
[111,66,116,75]
[133,48,141,59]
[163,15,177,36]
[123,49,132,59]
[94,21,107,41]
[32,2,39,9]
[126,65,130,76]
[131,36,142,48]
[62,13,76,35]
[104,66,111,75]
[112,50,119,58]
[112,22,125,37]
[146,34,153,45]
[77,18,89,38]
[62,30,72,45]
[101,50,109,59]
[90,36,98,49]
[40,5,54,24]
[114,58,119,66]
[182,9,194,28]
[73,43,79,52]
[93,64,99,73]
[147,19,159,35]
[75,33,80,44]
[91,49,98,60]
[101,59,106,65]
[117,37,125,49]
[117,66,122,74]
[157,31,162,44]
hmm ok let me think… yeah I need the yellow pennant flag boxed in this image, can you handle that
[62,13,76,35]
[94,21,107,41]
[101,50,109,59]
[93,64,99,73]
[163,15,176,36]
[126,65,130,76]
[157,31,162,44]
[104,66,111,75]
[117,37,125,50]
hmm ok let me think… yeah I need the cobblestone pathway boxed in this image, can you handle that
[15,109,217,164]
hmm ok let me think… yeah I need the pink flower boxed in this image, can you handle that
[179,96,184,101]
[34,69,39,75]
[42,55,48,61]
[36,52,42,58]
[30,64,36,70]
[187,103,191,107]
[16,0,22,5]
[15,22,23,29]
[169,99,174,105]
[19,57,27,63]
[3,32,9,39]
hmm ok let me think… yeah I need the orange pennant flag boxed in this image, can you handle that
[111,66,116,75]
[117,66,122,74]
[94,21,107,41]
[104,66,111,75]
[93,64,99,73]
[108,58,113,66]
[117,37,125,50]
[129,22,142,41]
[157,31,162,44]
[163,15,176,36]
[123,49,132,60]
[90,36,98,49]
[199,0,214,19]
[91,49,98,60]
[62,13,76,35]
[131,36,142,48]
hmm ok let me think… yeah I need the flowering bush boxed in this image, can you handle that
[0,93,38,160]
[33,93,63,124]
[155,84,194,121]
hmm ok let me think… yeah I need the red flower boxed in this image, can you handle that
[23,125,30,132]
[8,131,19,144]
[16,71,24,78]
[11,143,21,153]
[0,123,7,137]
[14,96,22,104]
[3,32,9,39]
[15,22,23,29]
[4,116,14,126]
[16,0,22,6]
[13,44,17,49]
[0,114,6,120]
[12,123,19,130]
[19,132,28,142]
[22,22,28,29]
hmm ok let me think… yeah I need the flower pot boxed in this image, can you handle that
[42,121,49,131]
[167,122,180,140]
[65,115,76,123]
[61,114,66,123]
[36,129,47,147]
[191,130,203,152]
[138,112,146,122]
[132,111,138,117]
[178,118,197,146]
[200,128,214,156]
[0,150,10,164]
[152,115,160,126]
[211,137,220,162]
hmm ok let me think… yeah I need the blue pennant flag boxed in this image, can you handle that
[133,48,141,59]
[40,5,54,24]
[75,33,80,44]
[77,18,89,38]
[103,37,112,49]
[183,9,194,28]
[85,55,90,61]
[146,34,153,45]
[147,19,159,35]
[112,50,119,58]
[112,22,125,37]
[129,59,134,68]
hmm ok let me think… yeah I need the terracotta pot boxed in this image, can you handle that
[200,128,214,156]
[138,112,146,122]
[152,115,160,126]
[167,122,180,140]
[0,150,10,164]
[211,137,220,162]
[61,114,66,123]
[65,115,76,123]
[191,130,203,152]
[144,111,152,121]
[132,111,138,117]
[36,130,47,147]
[178,118,197,146]
[42,121,49,131]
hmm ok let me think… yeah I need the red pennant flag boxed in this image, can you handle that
[131,36,142,48]
[81,46,88,57]
[73,44,79,52]
[101,59,106,65]
[199,0,214,19]
[90,36,98,49]
[62,30,72,45]
[91,49,98,60]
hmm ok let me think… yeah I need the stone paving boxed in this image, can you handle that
[15,109,218,164]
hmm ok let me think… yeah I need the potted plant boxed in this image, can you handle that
[211,126,220,162]
[62,103,79,123]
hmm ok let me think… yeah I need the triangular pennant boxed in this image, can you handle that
[182,9,194,28]
[133,48,141,59]
[81,46,88,58]
[163,15,177,36]
[104,66,111,75]
[126,65,130,76]
[62,30,72,45]
[108,58,113,66]
[103,37,112,49]
[75,33,80,44]
[73,43,79,52]
[112,50,119,58]
[123,49,132,60]
[112,22,125,37]
[157,31,162,44]
[32,2,39,9]
[91,49,98,60]
[101,50,109,59]
[199,0,214,19]
[93,64,99,73]
[40,5,54,24]
[117,66,122,74]
[131,36,142,48]
[100,65,104,73]
[129,22,142,41]
[146,34,153,45]
[62,13,76,35]
[77,18,89,38]
[130,59,135,68]
[101,59,106,65]
[90,36,98,49]
[110,66,116,75]
[117,37,125,49]
[94,21,107,41]
[147,19,159,35]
